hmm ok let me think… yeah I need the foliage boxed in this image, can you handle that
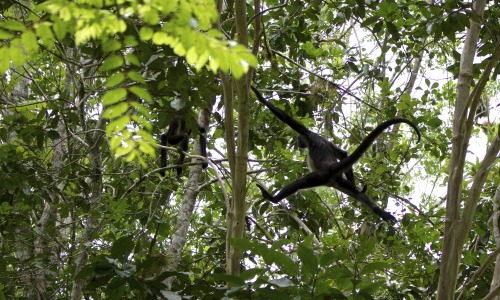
[0,0,499,299]
[0,0,257,165]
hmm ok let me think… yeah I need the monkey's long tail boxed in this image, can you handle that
[250,85,310,136]
[329,118,421,175]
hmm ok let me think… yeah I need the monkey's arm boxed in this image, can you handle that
[332,177,396,223]
[251,86,312,137]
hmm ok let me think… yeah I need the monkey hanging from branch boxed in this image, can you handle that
[159,114,208,178]
[251,86,421,224]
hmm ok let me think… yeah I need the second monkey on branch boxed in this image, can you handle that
[251,86,421,224]
[160,115,208,178]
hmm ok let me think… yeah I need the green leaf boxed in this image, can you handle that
[1,20,26,31]
[102,88,127,105]
[103,39,122,52]
[324,265,353,280]
[357,237,377,261]
[269,278,294,287]
[427,117,443,128]
[110,236,134,259]
[137,139,156,157]
[297,244,318,275]
[0,29,14,39]
[103,102,129,119]
[46,130,61,140]
[240,268,266,281]
[127,71,146,84]
[129,86,152,103]
[9,46,25,67]
[21,31,39,54]
[125,53,140,66]
[361,262,389,275]
[229,238,258,251]
[386,21,400,40]
[139,27,154,40]
[261,248,296,275]
[0,47,9,72]
[106,115,131,134]
[319,252,336,267]
[101,55,124,71]
[35,23,55,49]
[300,41,323,57]
[105,73,126,88]
[52,19,68,41]
[209,273,245,286]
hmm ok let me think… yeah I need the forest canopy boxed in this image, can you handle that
[0,0,499,299]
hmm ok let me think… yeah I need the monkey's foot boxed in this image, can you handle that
[373,207,397,224]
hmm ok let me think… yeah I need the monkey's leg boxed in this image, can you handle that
[257,171,330,203]
[160,133,168,177]
[198,125,208,169]
[175,134,190,178]
[332,177,396,224]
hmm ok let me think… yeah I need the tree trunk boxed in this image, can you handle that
[70,56,105,299]
[490,183,500,300]
[164,108,212,287]
[436,0,490,298]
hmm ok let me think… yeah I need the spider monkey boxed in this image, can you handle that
[160,115,208,177]
[251,86,421,223]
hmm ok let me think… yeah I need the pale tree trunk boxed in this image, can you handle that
[223,0,249,275]
[70,123,104,300]
[163,108,212,287]
[489,183,500,300]
[224,0,261,277]
[33,127,68,297]
[32,49,76,299]
[437,0,500,297]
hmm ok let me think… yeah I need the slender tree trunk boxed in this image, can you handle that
[490,183,500,300]
[164,108,212,287]
[225,0,252,277]
[436,1,490,298]
[70,53,105,299]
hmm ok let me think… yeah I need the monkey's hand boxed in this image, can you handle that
[256,183,279,203]
[373,207,397,224]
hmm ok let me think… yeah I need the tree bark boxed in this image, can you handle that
[489,183,500,300]
[225,0,251,276]
[164,108,212,287]
[70,58,105,299]
[436,1,489,298]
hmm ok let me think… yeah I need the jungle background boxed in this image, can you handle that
[0,0,499,299]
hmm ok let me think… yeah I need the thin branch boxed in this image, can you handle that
[457,246,500,300]
[270,50,380,112]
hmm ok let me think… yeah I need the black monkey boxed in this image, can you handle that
[251,86,421,223]
[198,125,208,169]
[160,115,208,177]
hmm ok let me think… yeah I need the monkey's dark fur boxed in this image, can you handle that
[160,116,208,177]
[251,86,420,223]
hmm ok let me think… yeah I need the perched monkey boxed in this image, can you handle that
[251,86,420,223]
[198,125,208,169]
[160,115,208,177]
